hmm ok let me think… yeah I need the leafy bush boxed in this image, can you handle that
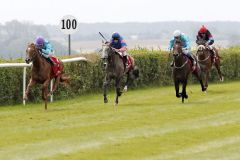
[1,47,240,105]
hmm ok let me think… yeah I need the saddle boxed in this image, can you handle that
[49,56,62,77]
[184,55,199,72]
[115,51,134,70]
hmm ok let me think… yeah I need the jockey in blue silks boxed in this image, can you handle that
[101,32,128,67]
[110,32,128,67]
[169,30,196,70]
[35,36,55,65]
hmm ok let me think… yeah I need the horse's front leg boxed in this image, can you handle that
[103,76,110,103]
[42,79,50,110]
[215,62,224,81]
[182,80,188,103]
[124,73,130,92]
[115,77,122,106]
[194,69,207,92]
[205,71,209,89]
[24,78,36,100]
[174,80,181,98]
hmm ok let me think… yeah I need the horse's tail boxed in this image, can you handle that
[132,66,139,79]
[60,74,70,86]
[59,61,70,85]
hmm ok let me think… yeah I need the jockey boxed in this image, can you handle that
[110,32,129,68]
[196,25,216,60]
[35,37,55,65]
[169,30,196,70]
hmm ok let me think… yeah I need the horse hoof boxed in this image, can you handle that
[220,77,224,82]
[104,99,108,104]
[185,95,188,99]
[202,88,207,92]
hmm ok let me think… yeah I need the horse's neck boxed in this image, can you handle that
[32,53,49,70]
[175,54,186,65]
[109,52,122,68]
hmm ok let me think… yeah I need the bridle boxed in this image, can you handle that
[196,45,210,62]
[172,42,188,69]
[26,45,39,63]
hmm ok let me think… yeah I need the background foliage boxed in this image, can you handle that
[0,47,240,105]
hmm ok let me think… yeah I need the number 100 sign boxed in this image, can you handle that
[59,15,78,35]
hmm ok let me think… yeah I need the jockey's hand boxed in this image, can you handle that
[113,48,120,52]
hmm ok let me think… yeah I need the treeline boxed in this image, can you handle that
[0,20,67,59]
[1,20,240,58]
[47,21,240,43]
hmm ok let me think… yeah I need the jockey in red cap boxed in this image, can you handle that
[196,25,217,62]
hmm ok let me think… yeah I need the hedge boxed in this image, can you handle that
[0,47,240,105]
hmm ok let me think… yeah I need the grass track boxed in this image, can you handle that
[0,81,240,160]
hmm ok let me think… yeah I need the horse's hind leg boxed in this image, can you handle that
[205,71,209,89]
[193,70,207,92]
[215,62,224,81]
[42,80,50,110]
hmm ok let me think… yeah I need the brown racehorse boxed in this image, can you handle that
[24,43,69,110]
[196,44,223,90]
[172,40,206,103]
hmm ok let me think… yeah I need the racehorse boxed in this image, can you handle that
[102,42,139,105]
[172,40,206,103]
[196,40,223,90]
[24,43,69,110]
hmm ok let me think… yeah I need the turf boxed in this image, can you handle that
[0,81,239,160]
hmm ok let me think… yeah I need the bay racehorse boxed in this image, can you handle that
[102,42,139,105]
[196,41,224,90]
[24,43,69,110]
[172,40,206,103]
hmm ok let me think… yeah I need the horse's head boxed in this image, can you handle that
[172,39,183,59]
[101,42,116,60]
[25,43,39,64]
[196,45,206,56]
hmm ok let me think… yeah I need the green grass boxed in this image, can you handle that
[0,81,240,160]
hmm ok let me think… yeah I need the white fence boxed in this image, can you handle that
[0,57,87,105]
